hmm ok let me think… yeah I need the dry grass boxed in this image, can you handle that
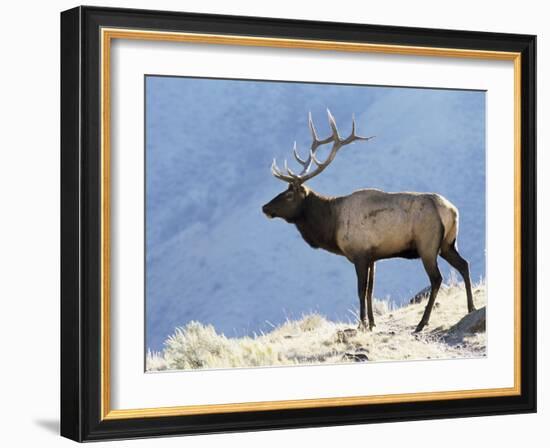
[147,281,486,371]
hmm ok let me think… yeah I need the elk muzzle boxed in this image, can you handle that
[262,203,275,219]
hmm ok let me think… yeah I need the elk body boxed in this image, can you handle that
[262,111,475,332]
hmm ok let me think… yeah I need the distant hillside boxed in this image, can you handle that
[147,281,486,371]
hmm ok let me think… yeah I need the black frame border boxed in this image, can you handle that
[61,6,536,442]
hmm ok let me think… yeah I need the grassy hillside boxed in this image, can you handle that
[147,281,486,371]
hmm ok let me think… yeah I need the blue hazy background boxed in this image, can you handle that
[145,76,486,352]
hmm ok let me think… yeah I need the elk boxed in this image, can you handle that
[262,110,475,332]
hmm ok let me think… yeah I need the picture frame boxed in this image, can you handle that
[60,5,536,442]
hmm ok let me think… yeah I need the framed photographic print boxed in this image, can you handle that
[60,6,537,442]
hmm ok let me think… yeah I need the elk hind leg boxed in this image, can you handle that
[440,242,475,313]
[415,256,443,333]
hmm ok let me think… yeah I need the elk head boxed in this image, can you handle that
[262,109,374,222]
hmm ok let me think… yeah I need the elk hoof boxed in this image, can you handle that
[358,321,375,332]
[414,321,427,333]
[468,305,477,313]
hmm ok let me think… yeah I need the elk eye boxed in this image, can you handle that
[284,191,294,200]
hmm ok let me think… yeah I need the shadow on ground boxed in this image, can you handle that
[34,419,59,435]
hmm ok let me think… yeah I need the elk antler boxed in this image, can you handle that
[271,109,374,184]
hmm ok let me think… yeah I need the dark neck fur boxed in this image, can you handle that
[294,190,342,255]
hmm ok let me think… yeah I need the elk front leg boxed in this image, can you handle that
[366,261,376,330]
[354,259,375,331]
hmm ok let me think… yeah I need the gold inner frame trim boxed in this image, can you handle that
[100,27,522,421]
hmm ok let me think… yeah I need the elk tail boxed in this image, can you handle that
[433,195,459,250]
